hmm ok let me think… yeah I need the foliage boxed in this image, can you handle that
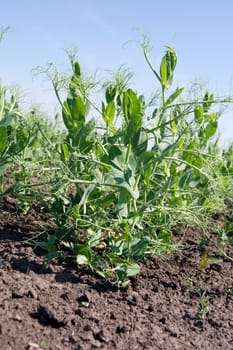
[198,291,209,320]
[0,85,30,193]
[1,34,233,285]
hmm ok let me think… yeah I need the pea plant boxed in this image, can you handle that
[35,39,233,285]
[0,85,31,195]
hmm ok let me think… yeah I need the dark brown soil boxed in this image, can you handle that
[0,199,233,350]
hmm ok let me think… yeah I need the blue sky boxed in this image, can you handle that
[0,0,233,144]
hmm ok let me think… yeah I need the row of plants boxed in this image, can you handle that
[1,31,233,285]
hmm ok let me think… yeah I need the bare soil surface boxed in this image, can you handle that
[0,198,232,350]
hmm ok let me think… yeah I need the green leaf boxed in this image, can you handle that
[47,251,61,261]
[204,113,219,122]
[178,170,193,188]
[103,101,115,128]
[203,92,214,112]
[74,244,94,263]
[114,262,140,286]
[0,112,17,126]
[203,121,218,140]
[122,90,130,121]
[194,105,204,122]
[73,204,79,220]
[76,254,89,264]
[109,146,124,172]
[132,128,148,156]
[8,128,28,155]
[127,89,141,120]
[0,126,7,154]
[74,61,81,76]
[159,135,182,158]
[68,96,86,124]
[36,235,57,254]
[116,188,130,217]
[122,89,141,125]
[160,56,167,89]
[17,129,28,151]
[142,163,153,187]
[123,90,142,145]
[105,85,116,103]
[69,119,95,150]
[0,163,8,176]
[120,180,139,200]
[61,143,69,161]
[139,151,155,166]
[62,101,73,129]
[125,262,140,277]
[158,230,172,244]
[189,178,201,188]
[166,87,184,105]
[129,238,149,259]
[99,192,115,208]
